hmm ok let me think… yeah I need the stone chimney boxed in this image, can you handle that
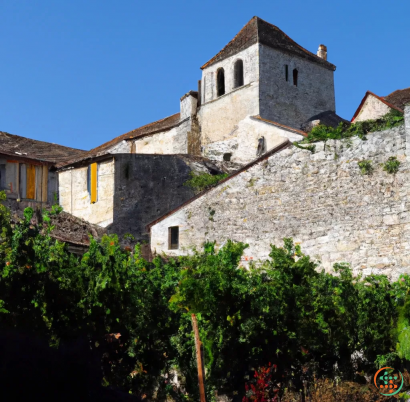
[317,44,327,61]
[180,91,198,121]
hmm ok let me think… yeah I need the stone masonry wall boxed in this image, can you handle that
[353,94,392,123]
[59,159,114,227]
[259,44,335,129]
[199,44,259,147]
[151,125,410,280]
[204,116,304,164]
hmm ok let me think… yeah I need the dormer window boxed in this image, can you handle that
[217,68,225,97]
[233,59,244,88]
[293,69,298,87]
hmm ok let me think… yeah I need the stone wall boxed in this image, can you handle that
[199,44,260,147]
[150,124,410,280]
[108,154,222,242]
[259,44,336,129]
[353,93,392,123]
[58,159,114,227]
[203,116,304,164]
[131,118,190,154]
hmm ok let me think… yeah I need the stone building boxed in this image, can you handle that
[148,105,410,280]
[72,16,341,167]
[57,143,236,243]
[0,131,86,207]
[351,87,410,123]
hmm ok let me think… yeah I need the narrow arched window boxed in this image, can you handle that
[285,65,289,82]
[217,68,225,97]
[293,69,298,87]
[233,59,244,88]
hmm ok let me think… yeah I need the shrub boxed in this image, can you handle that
[357,160,373,175]
[383,156,401,174]
[305,109,404,144]
[183,172,228,192]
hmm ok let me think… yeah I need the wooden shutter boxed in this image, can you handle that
[90,163,97,203]
[26,165,36,200]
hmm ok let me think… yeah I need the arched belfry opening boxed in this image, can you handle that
[217,68,225,97]
[293,69,298,87]
[233,59,244,88]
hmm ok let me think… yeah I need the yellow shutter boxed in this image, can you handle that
[26,165,36,200]
[90,163,97,203]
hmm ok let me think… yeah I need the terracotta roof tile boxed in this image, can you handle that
[384,87,410,110]
[0,131,86,165]
[201,17,336,71]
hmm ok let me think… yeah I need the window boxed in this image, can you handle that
[168,226,179,250]
[87,162,98,203]
[217,68,225,97]
[223,153,232,162]
[293,69,298,86]
[285,65,289,82]
[0,164,6,190]
[233,59,244,88]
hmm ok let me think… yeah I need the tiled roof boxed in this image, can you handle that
[59,113,181,167]
[0,131,86,165]
[384,87,410,110]
[201,16,336,71]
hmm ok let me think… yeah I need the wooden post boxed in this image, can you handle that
[191,313,206,402]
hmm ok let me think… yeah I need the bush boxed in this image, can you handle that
[1,192,410,400]
[383,156,401,174]
[357,160,373,175]
[183,172,228,192]
[304,109,404,144]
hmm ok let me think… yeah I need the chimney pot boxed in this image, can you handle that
[317,44,327,61]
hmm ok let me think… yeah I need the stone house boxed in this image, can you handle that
[351,87,410,123]
[147,105,410,280]
[0,131,86,208]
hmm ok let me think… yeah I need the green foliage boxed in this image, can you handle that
[293,142,316,153]
[305,109,404,144]
[357,160,373,175]
[1,191,410,399]
[383,156,401,174]
[183,172,228,193]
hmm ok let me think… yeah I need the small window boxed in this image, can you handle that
[293,69,298,86]
[233,59,244,88]
[285,65,288,82]
[217,68,225,97]
[223,153,232,161]
[168,226,179,250]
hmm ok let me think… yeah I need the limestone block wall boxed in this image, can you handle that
[203,116,305,164]
[131,119,190,154]
[259,44,335,129]
[199,44,260,147]
[353,94,392,123]
[150,125,410,280]
[58,159,114,227]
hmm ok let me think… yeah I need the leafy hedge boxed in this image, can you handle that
[1,191,410,400]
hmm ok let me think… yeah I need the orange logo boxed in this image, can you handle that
[374,367,403,396]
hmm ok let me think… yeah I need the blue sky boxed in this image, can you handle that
[1,1,409,151]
